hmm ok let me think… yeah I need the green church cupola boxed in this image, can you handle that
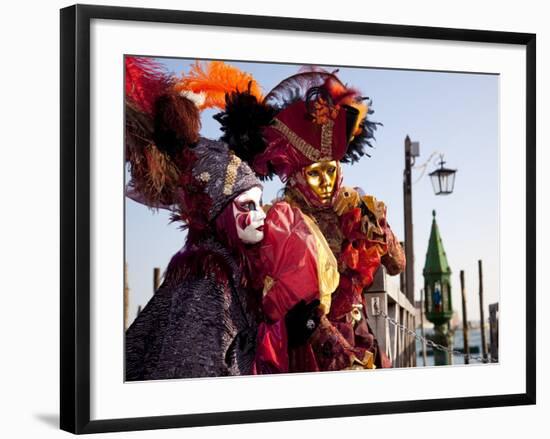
[423,210,453,327]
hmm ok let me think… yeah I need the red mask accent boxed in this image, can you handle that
[236,211,252,231]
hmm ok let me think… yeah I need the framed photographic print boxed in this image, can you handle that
[60,4,536,434]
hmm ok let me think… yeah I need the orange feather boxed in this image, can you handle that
[174,61,263,110]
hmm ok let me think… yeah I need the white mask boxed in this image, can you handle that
[232,186,266,244]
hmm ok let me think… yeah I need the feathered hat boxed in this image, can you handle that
[214,67,380,182]
[125,57,260,230]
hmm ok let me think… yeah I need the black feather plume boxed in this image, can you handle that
[341,113,382,163]
[214,85,277,167]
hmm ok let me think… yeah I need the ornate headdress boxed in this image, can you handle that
[124,57,260,231]
[215,67,380,183]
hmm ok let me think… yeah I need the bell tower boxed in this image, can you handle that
[423,210,453,365]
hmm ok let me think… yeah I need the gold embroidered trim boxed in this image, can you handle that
[223,153,241,195]
[272,119,320,162]
[320,119,334,160]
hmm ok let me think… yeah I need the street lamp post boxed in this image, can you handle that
[404,141,457,304]
[403,135,419,304]
[403,136,457,367]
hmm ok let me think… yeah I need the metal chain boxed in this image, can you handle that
[377,311,493,364]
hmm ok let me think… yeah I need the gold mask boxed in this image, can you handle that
[304,160,338,204]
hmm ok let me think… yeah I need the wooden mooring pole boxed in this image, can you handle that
[478,260,488,362]
[460,270,470,364]
[489,303,499,362]
[420,288,428,366]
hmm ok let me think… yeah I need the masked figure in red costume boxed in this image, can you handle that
[215,68,406,372]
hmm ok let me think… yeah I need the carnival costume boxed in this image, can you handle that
[216,68,406,372]
[124,58,266,380]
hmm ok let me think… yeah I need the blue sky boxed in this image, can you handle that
[125,58,499,327]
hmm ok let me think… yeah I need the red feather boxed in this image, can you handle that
[125,56,172,115]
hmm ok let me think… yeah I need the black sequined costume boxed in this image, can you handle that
[126,238,258,380]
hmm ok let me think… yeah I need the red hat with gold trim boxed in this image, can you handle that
[215,68,380,183]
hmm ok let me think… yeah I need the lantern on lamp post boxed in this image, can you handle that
[429,155,457,195]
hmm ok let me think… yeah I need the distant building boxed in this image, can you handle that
[450,311,461,330]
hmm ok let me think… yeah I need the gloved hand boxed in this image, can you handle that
[285,299,321,348]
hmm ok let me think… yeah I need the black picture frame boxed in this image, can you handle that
[60,4,536,434]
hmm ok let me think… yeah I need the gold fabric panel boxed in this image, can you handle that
[301,213,339,315]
